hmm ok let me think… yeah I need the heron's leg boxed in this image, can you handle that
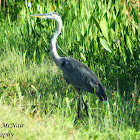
[74,86,89,117]
[81,96,89,117]
[78,94,82,118]
[74,86,81,118]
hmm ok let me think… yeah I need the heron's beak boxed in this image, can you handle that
[30,14,48,18]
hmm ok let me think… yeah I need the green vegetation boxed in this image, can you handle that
[0,0,139,139]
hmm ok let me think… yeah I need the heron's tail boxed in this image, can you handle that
[96,84,107,101]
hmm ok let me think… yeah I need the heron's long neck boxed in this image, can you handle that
[50,18,62,68]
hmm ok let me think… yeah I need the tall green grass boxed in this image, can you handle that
[0,0,139,139]
[0,48,139,139]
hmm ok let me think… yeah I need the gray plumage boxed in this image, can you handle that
[31,12,107,117]
[60,57,107,101]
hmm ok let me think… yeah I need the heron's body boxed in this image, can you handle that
[60,56,106,101]
[31,12,107,117]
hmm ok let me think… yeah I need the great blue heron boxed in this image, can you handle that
[31,12,107,118]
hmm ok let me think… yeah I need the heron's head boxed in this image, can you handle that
[31,12,61,20]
